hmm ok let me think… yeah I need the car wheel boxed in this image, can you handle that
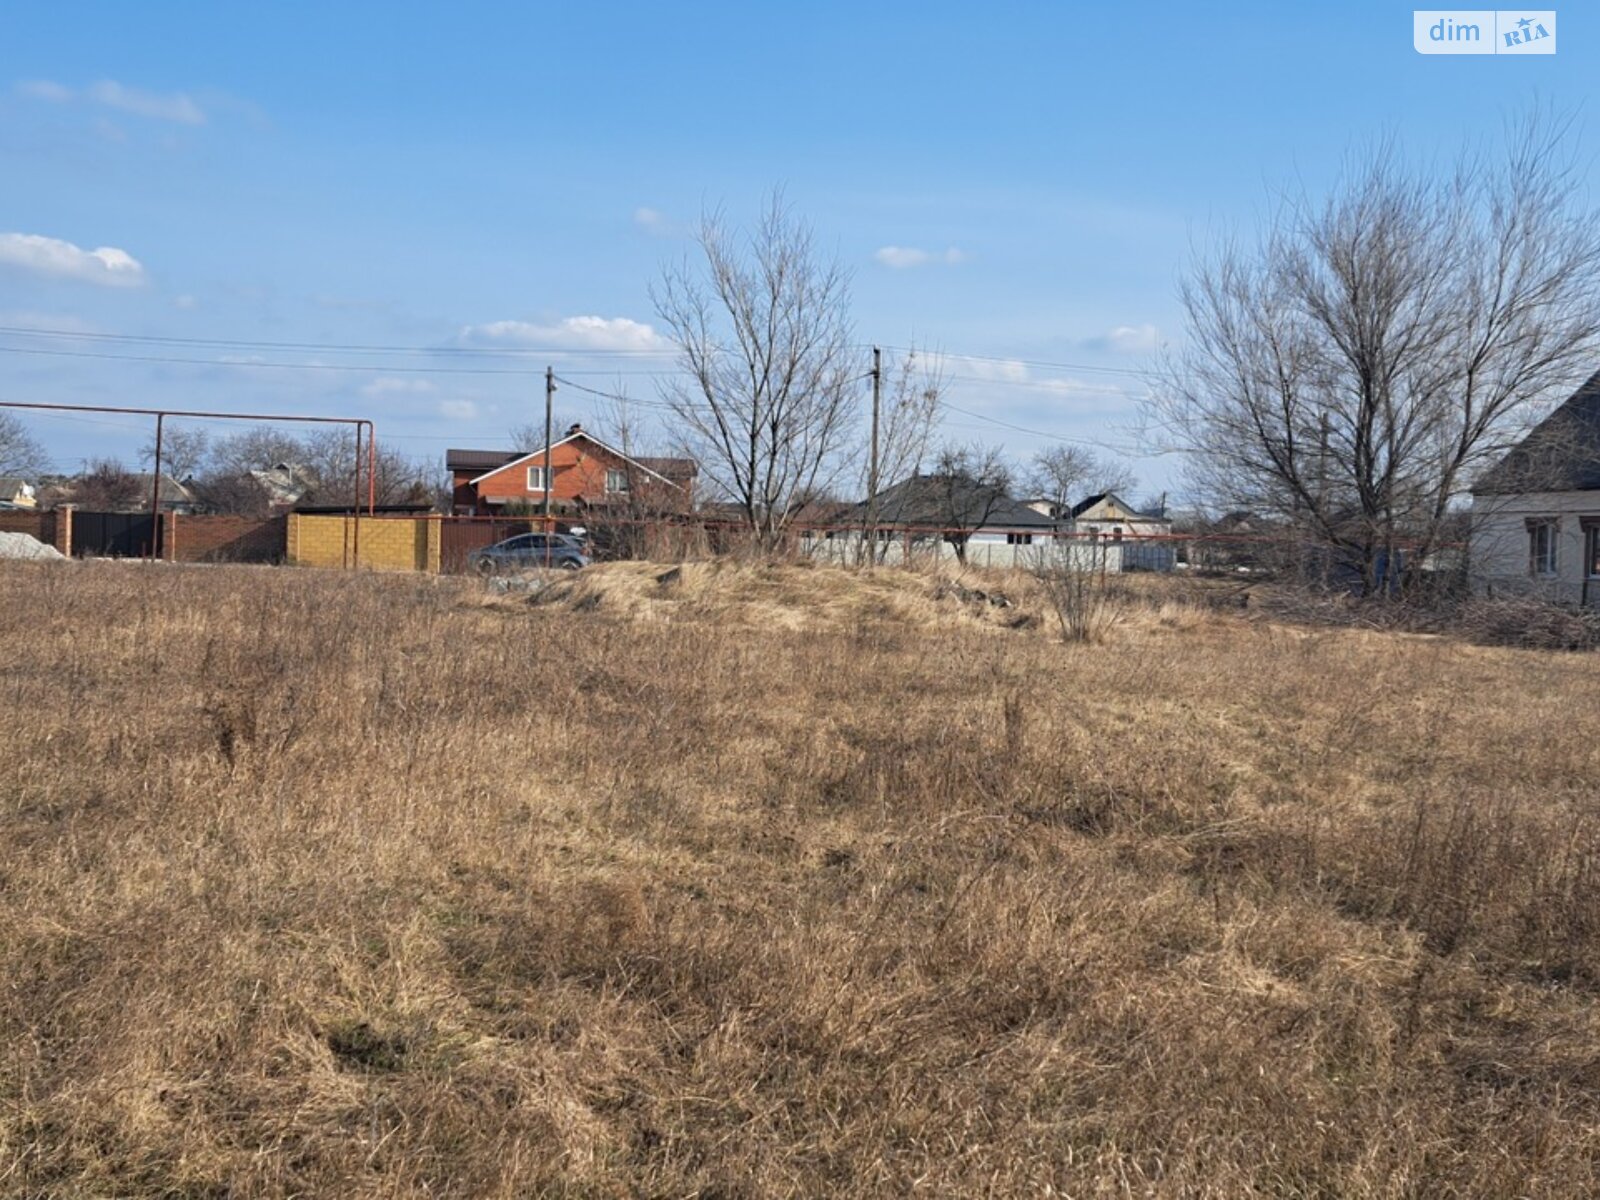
[560,559,582,570]
[472,557,494,576]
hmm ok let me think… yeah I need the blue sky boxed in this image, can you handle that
[0,2,1588,494]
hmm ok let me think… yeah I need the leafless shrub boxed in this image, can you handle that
[1458,596,1600,650]
[1027,540,1123,643]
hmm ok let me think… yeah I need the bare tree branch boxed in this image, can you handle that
[653,193,858,551]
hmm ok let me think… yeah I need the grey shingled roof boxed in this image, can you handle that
[842,473,1060,531]
[1474,370,1600,494]
[446,448,519,473]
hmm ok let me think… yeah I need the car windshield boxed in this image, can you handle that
[494,534,584,551]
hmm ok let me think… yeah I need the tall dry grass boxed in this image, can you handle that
[1,558,1598,1196]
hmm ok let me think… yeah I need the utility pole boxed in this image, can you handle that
[147,413,164,561]
[865,346,881,566]
[543,366,555,568]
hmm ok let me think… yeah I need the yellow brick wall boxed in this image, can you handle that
[286,515,440,572]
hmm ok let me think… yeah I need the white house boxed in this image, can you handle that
[1067,492,1175,571]
[810,472,1121,571]
[1470,373,1600,606]
[0,477,37,509]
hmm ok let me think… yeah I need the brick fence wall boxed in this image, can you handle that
[163,514,285,563]
[286,514,439,572]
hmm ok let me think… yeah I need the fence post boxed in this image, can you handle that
[54,506,73,557]
[426,514,442,573]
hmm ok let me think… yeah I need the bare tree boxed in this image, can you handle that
[508,418,577,452]
[191,426,431,512]
[587,390,696,559]
[1153,115,1600,594]
[930,443,1012,566]
[1027,445,1136,516]
[74,459,144,510]
[140,426,211,481]
[298,429,433,509]
[653,194,857,552]
[207,425,307,477]
[0,412,48,477]
[861,346,944,562]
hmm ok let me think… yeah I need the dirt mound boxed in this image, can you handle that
[510,559,1043,633]
[0,531,66,561]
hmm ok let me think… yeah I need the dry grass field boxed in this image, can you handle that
[2,558,1598,1197]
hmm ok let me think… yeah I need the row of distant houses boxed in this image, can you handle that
[443,423,1174,571]
[440,385,1599,594]
[9,372,1597,596]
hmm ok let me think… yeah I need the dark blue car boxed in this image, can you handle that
[468,532,590,573]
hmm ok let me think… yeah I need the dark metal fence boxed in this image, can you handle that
[438,516,535,574]
[71,512,156,558]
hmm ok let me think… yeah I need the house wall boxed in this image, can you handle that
[1470,489,1600,605]
[287,514,440,572]
[804,530,1123,573]
[469,440,632,510]
[1073,519,1176,572]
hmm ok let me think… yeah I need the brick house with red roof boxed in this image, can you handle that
[446,424,695,516]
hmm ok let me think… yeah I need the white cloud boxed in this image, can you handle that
[460,315,669,352]
[874,245,966,270]
[361,377,436,398]
[439,399,478,421]
[14,78,206,125]
[919,352,1029,383]
[16,79,73,103]
[0,233,146,287]
[633,206,685,237]
[88,80,205,125]
[1086,324,1160,355]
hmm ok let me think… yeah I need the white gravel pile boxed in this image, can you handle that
[0,531,66,561]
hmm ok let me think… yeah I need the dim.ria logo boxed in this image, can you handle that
[1413,11,1556,54]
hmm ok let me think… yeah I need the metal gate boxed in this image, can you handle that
[438,517,533,573]
[71,512,156,558]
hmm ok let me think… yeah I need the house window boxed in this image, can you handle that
[1528,518,1558,576]
[605,468,629,494]
[1584,518,1600,579]
[527,466,546,492]
[1006,532,1033,545]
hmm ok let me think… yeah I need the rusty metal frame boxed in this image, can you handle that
[0,401,376,566]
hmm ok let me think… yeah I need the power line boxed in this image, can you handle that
[2,331,1162,457]
[0,324,682,358]
[944,373,1146,398]
[879,344,1154,379]
[551,372,1148,457]
[0,343,689,377]
[0,325,1159,386]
